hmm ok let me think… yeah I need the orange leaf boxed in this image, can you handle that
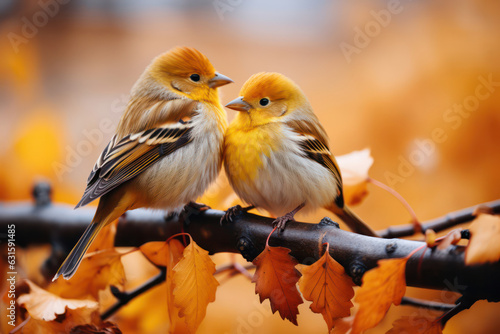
[466,214,500,265]
[140,241,172,267]
[298,246,354,331]
[252,245,303,325]
[50,249,127,300]
[172,237,219,333]
[331,316,354,334]
[352,258,408,334]
[18,280,98,321]
[69,321,122,334]
[387,315,443,334]
[17,280,100,334]
[337,148,373,206]
[166,239,189,333]
[88,220,118,254]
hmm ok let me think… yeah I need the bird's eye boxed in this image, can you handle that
[259,98,270,106]
[190,74,201,82]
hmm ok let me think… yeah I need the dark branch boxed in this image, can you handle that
[377,199,500,238]
[1,199,500,303]
[101,267,166,320]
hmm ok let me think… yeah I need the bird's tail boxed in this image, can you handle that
[52,221,104,281]
[327,204,378,237]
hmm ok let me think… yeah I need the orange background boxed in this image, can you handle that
[1,1,500,333]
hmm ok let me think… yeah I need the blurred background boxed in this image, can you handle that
[1,0,500,333]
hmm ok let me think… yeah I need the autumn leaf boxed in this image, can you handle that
[18,280,98,321]
[352,258,408,334]
[88,220,119,254]
[337,148,373,206]
[172,236,219,333]
[70,321,123,334]
[466,214,500,265]
[298,244,354,331]
[140,240,172,267]
[252,242,303,325]
[17,280,99,333]
[50,249,128,300]
[166,239,190,333]
[387,315,443,334]
[331,316,354,334]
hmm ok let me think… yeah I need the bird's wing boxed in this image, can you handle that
[76,100,197,209]
[285,119,344,205]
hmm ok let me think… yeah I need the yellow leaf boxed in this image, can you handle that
[50,249,127,300]
[387,315,443,334]
[352,258,408,334]
[298,246,354,331]
[466,214,500,265]
[172,237,219,333]
[337,149,373,206]
[18,280,98,321]
[140,241,172,267]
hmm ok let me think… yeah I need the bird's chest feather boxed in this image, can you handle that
[224,123,284,184]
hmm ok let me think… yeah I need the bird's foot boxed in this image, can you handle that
[272,213,296,232]
[184,201,211,214]
[272,203,306,232]
[220,205,255,225]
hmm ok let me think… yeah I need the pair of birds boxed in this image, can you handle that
[54,46,376,281]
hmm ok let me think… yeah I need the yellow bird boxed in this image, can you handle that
[54,47,233,280]
[223,72,376,236]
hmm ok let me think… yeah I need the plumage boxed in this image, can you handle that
[223,72,376,236]
[54,47,232,280]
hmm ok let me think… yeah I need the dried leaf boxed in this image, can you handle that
[436,229,462,251]
[88,220,118,253]
[140,241,171,267]
[20,308,100,334]
[337,149,373,206]
[50,249,127,300]
[166,239,190,333]
[172,237,219,333]
[18,280,98,321]
[466,214,500,265]
[331,316,354,334]
[352,258,408,334]
[387,315,443,334]
[70,321,123,334]
[252,245,303,325]
[298,247,354,331]
[17,280,99,334]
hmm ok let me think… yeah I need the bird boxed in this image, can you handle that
[222,72,377,236]
[53,46,233,280]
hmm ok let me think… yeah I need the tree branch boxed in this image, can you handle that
[378,199,500,238]
[1,197,500,303]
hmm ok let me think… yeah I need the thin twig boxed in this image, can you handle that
[368,177,421,231]
[378,199,500,238]
[101,268,167,320]
[401,296,455,311]
[438,297,475,326]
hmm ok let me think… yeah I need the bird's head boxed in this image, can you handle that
[225,72,309,127]
[147,46,233,103]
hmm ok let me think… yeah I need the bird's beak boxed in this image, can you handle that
[209,72,233,88]
[225,97,251,112]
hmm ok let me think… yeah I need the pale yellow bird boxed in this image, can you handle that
[54,47,233,280]
[223,72,376,236]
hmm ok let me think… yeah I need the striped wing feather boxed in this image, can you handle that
[76,120,193,209]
